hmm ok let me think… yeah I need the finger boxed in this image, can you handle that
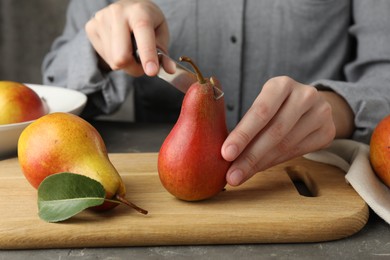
[130,15,160,76]
[221,77,294,162]
[161,54,176,74]
[237,124,334,186]
[262,118,335,171]
[155,23,175,74]
[250,100,335,173]
[109,4,137,70]
[85,15,111,65]
[154,17,170,53]
[92,10,114,68]
[85,19,105,59]
[275,99,334,160]
[85,10,117,69]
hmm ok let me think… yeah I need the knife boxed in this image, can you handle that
[131,35,223,99]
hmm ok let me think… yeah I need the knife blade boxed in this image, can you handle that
[155,50,198,93]
[131,34,223,99]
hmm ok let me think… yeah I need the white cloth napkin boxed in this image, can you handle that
[304,139,390,225]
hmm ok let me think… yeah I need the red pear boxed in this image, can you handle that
[158,56,231,201]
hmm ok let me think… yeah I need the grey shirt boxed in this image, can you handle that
[42,0,390,144]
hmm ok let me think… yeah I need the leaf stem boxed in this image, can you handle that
[105,195,148,215]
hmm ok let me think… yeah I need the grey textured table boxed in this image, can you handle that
[1,120,390,259]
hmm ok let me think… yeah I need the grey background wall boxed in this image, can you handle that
[0,0,69,84]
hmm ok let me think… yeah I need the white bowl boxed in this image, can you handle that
[0,84,87,158]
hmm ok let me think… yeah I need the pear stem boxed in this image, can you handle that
[179,56,206,84]
[114,194,148,215]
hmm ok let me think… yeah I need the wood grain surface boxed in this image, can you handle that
[0,153,369,249]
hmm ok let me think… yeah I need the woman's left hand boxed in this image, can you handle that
[221,76,336,186]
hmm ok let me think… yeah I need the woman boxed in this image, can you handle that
[43,0,390,186]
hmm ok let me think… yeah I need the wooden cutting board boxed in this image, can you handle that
[0,153,368,249]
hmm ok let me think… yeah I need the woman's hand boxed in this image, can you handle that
[85,0,169,77]
[221,76,338,186]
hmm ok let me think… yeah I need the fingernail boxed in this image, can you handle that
[224,144,238,161]
[145,61,158,76]
[228,169,243,186]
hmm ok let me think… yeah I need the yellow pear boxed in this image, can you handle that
[0,81,47,125]
[18,112,146,213]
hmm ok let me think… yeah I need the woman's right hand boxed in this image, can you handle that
[85,0,169,77]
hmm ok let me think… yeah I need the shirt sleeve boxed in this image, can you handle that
[312,0,390,144]
[41,0,131,117]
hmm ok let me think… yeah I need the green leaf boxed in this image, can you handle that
[38,172,106,222]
